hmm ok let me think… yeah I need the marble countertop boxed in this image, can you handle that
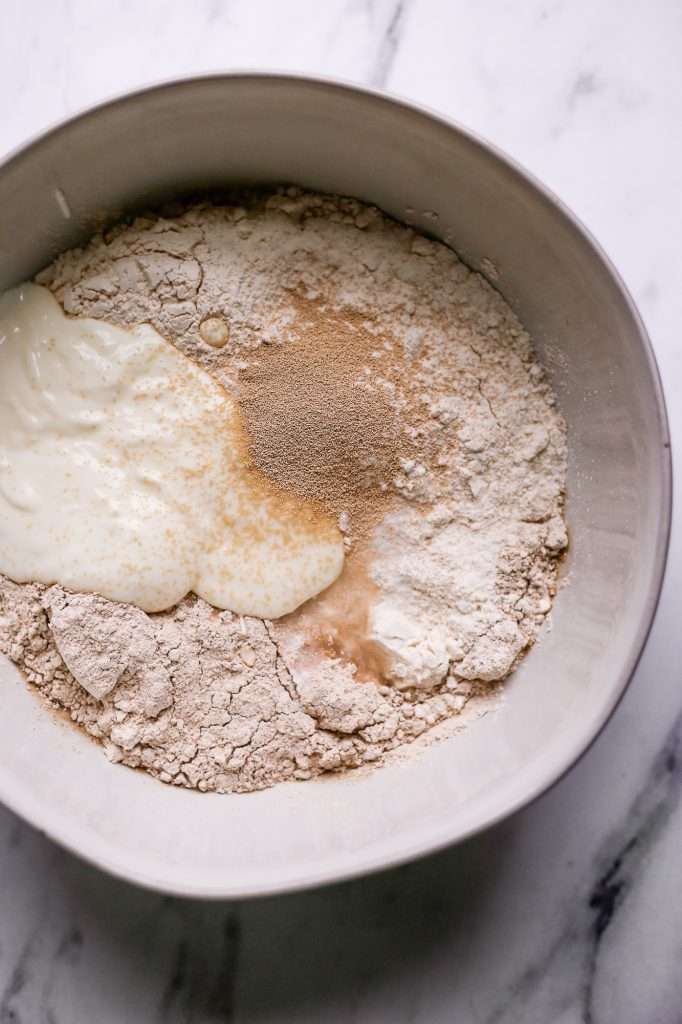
[2,1,681,1021]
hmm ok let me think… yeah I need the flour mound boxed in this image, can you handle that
[0,188,568,794]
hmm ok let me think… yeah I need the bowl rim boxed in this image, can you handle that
[0,70,673,899]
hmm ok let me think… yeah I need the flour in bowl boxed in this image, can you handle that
[0,189,567,793]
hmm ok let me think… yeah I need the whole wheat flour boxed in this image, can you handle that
[0,189,567,794]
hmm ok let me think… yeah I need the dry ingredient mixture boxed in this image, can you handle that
[0,189,568,794]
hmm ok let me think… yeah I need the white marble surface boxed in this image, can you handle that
[1,1,681,1021]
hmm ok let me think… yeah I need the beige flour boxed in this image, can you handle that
[0,188,567,793]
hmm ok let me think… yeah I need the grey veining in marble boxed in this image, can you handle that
[2,0,682,1021]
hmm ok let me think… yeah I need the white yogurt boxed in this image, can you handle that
[0,284,344,617]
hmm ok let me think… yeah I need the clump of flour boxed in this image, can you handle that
[0,188,567,793]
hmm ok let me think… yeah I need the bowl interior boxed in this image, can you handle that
[0,76,670,897]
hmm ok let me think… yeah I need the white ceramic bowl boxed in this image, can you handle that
[0,75,671,897]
